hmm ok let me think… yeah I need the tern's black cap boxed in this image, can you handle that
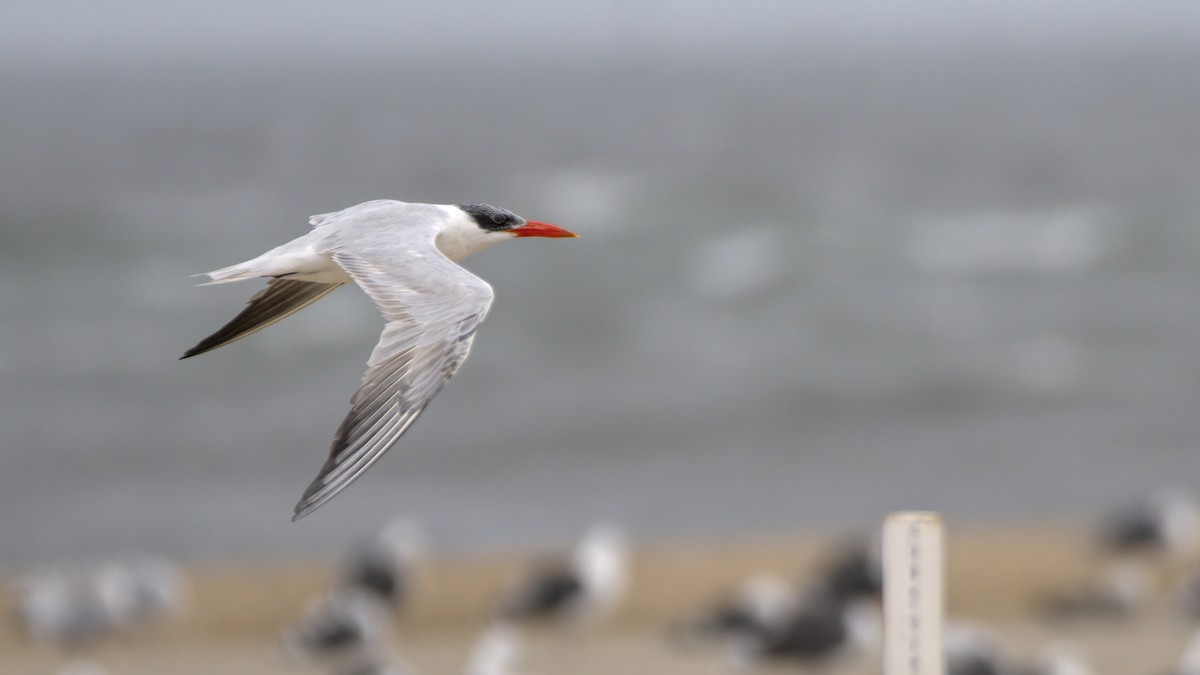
[458,203,524,231]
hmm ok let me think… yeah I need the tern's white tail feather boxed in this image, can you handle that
[196,240,347,286]
[195,259,267,285]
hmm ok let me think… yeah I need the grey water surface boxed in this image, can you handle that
[3,2,1200,567]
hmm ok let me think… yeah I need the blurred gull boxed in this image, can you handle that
[12,570,111,647]
[676,536,884,667]
[338,518,427,614]
[811,536,884,604]
[675,536,881,660]
[726,584,880,670]
[464,623,523,675]
[121,555,189,624]
[280,589,397,673]
[944,621,1009,675]
[496,523,628,625]
[180,200,577,520]
[11,557,186,649]
[672,574,798,647]
[1097,487,1200,560]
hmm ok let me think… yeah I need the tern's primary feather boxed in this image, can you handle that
[181,279,343,359]
[291,244,494,520]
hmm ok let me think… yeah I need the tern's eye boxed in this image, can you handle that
[492,214,508,225]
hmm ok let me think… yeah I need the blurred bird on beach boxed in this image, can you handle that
[10,556,186,650]
[494,524,628,626]
[337,518,428,616]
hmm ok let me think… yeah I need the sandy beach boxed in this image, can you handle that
[3,521,1196,674]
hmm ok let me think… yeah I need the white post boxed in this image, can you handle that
[883,511,945,675]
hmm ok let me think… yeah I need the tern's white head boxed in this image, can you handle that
[436,203,577,262]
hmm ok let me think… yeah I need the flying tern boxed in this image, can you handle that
[181,200,577,520]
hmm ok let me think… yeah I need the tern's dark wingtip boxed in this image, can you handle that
[291,492,321,521]
[291,502,316,522]
[178,346,205,360]
[179,340,213,360]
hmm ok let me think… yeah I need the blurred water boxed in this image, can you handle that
[3,39,1200,568]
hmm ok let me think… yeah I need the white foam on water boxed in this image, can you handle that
[906,207,1115,276]
[686,226,788,302]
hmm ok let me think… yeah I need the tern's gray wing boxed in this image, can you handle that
[292,243,494,520]
[181,279,343,359]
